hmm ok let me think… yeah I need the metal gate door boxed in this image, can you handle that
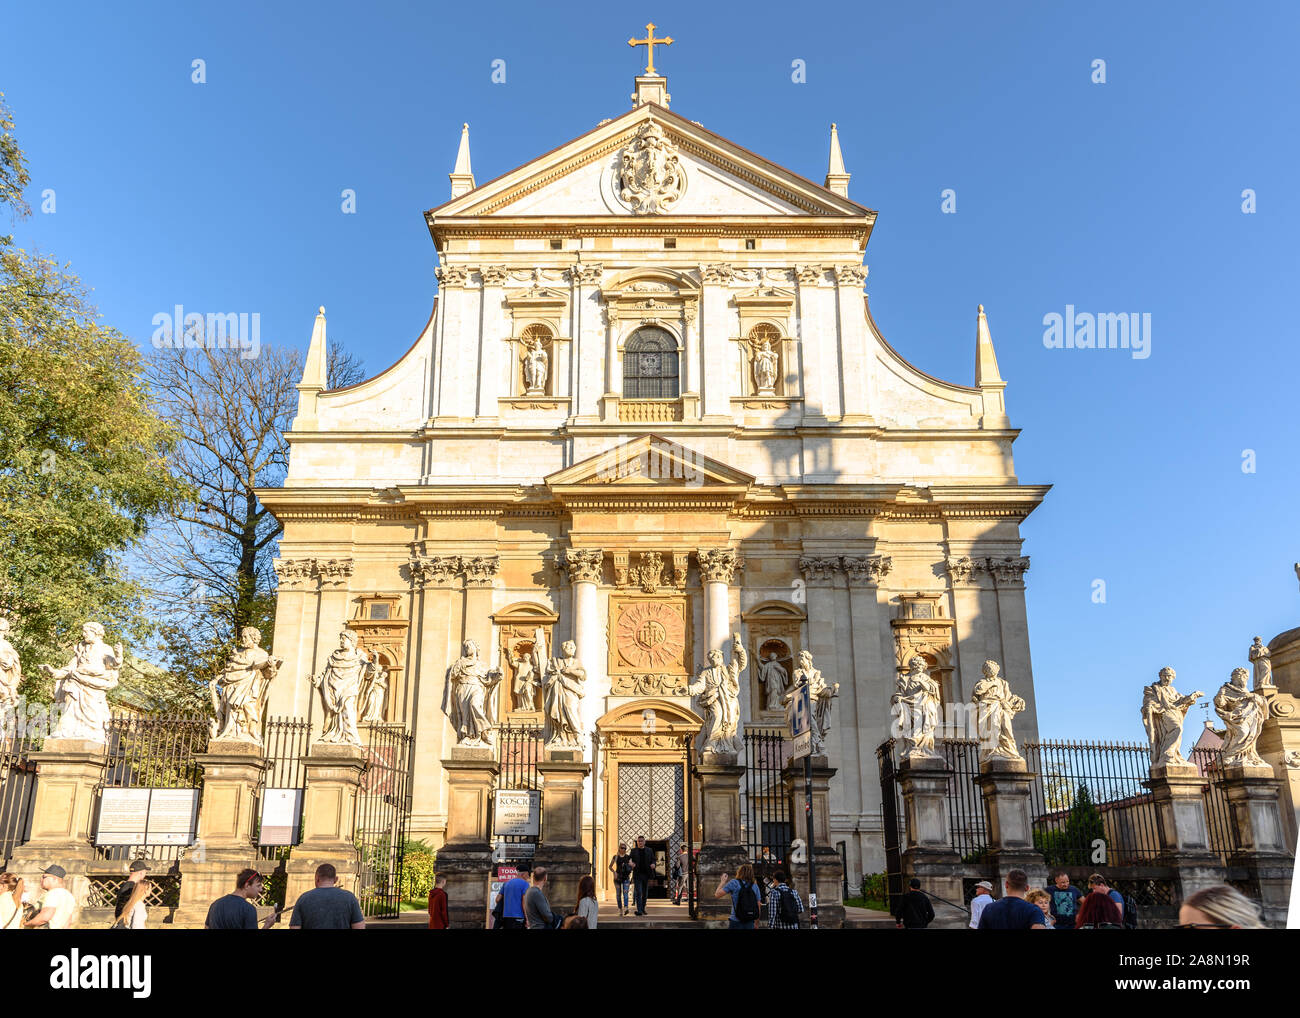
[354,723,413,918]
[877,739,905,916]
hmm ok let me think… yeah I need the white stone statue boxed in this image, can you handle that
[311,629,367,746]
[442,639,504,748]
[1214,667,1268,767]
[785,651,839,756]
[40,621,121,743]
[511,647,539,712]
[970,659,1026,764]
[1140,667,1203,768]
[687,633,748,757]
[542,639,586,748]
[758,651,788,712]
[0,617,21,714]
[891,655,941,761]
[752,338,778,395]
[358,651,389,724]
[1249,637,1273,690]
[210,626,282,744]
[521,336,549,395]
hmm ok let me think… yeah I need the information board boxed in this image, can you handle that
[493,790,540,837]
[258,788,304,846]
[95,788,151,846]
[95,788,200,846]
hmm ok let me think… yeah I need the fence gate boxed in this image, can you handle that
[876,739,905,916]
[742,727,791,879]
[493,724,543,860]
[353,723,414,919]
[255,717,312,910]
[0,730,40,868]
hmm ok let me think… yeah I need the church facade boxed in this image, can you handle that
[259,61,1048,893]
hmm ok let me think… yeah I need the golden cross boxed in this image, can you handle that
[628,22,673,75]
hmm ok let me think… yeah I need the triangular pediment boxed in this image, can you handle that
[545,434,755,491]
[428,104,871,221]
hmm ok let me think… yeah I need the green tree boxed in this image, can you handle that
[1063,782,1106,862]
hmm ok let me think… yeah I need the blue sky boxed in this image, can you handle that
[6,0,1298,744]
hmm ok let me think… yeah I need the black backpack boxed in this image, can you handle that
[776,885,801,926]
[734,881,760,923]
[1122,895,1139,930]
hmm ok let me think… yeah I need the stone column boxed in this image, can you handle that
[6,737,108,909]
[988,556,1040,740]
[461,554,499,656]
[268,558,318,720]
[697,547,740,657]
[975,756,1047,890]
[284,743,366,910]
[693,751,747,924]
[534,750,592,910]
[782,756,845,928]
[1146,762,1222,902]
[175,739,267,927]
[562,549,603,693]
[681,299,700,418]
[897,755,963,905]
[601,307,619,422]
[945,555,991,702]
[408,553,461,843]
[310,559,355,741]
[437,746,499,929]
[1219,761,1292,927]
[1257,690,1300,852]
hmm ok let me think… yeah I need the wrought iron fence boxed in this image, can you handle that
[253,717,312,909]
[942,739,990,863]
[492,724,543,857]
[354,723,414,919]
[742,727,791,876]
[1190,744,1240,866]
[876,739,905,916]
[0,731,40,866]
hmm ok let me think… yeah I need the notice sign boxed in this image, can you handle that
[95,788,151,846]
[258,788,304,846]
[789,683,812,759]
[493,790,540,837]
[95,788,200,847]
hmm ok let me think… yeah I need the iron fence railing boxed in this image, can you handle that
[0,731,40,866]
[942,739,990,863]
[493,724,543,855]
[743,727,791,874]
[354,723,414,919]
[1190,744,1241,866]
[253,717,312,908]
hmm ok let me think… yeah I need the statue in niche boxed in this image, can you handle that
[521,334,549,395]
[891,655,941,762]
[970,659,1026,764]
[752,337,779,395]
[358,650,389,724]
[41,621,121,743]
[1249,637,1273,690]
[757,648,789,712]
[542,640,586,748]
[210,626,282,744]
[1140,667,1203,768]
[687,633,748,757]
[511,628,546,712]
[443,639,504,748]
[1214,667,1267,767]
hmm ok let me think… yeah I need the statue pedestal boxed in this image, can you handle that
[781,755,844,928]
[534,749,591,912]
[1220,761,1293,927]
[284,743,365,912]
[1146,762,1222,900]
[175,739,266,927]
[694,750,747,924]
[6,738,108,912]
[975,756,1047,889]
[897,754,963,906]
[437,746,498,929]
[1258,691,1300,852]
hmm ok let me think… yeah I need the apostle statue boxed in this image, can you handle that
[1214,667,1268,767]
[311,629,367,746]
[522,336,548,395]
[1140,667,1203,768]
[1249,637,1273,691]
[442,639,504,748]
[758,651,789,713]
[542,640,586,748]
[40,621,121,743]
[209,626,282,744]
[687,633,748,757]
[0,617,20,715]
[891,655,941,761]
[358,650,389,724]
[785,651,839,756]
[970,659,1026,764]
[752,338,778,395]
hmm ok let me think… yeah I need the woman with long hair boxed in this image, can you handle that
[574,874,598,929]
[0,873,24,930]
[715,862,763,929]
[1178,885,1266,929]
[1076,888,1122,929]
[117,878,151,930]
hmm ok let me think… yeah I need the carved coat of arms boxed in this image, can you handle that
[618,122,685,214]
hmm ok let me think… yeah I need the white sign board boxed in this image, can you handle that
[789,684,812,759]
[95,788,151,846]
[493,790,540,837]
[95,788,200,846]
[258,788,304,846]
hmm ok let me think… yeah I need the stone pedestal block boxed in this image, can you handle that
[1147,762,1223,901]
[6,738,108,911]
[1257,693,1300,852]
[975,756,1047,889]
[897,754,963,905]
[284,743,365,911]
[782,755,844,928]
[1221,762,1294,927]
[534,750,592,913]
[175,739,266,927]
[436,747,497,929]
[694,751,747,924]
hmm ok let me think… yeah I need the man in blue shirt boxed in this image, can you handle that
[1087,873,1126,921]
[977,869,1048,930]
[1048,871,1084,930]
[496,863,531,929]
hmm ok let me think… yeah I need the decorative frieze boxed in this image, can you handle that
[701,263,737,285]
[842,555,892,585]
[561,548,604,584]
[629,551,666,593]
[798,555,841,583]
[696,547,741,584]
[607,730,690,750]
[671,550,690,589]
[609,672,689,697]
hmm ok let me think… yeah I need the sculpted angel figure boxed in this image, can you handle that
[784,651,839,756]
[358,651,389,724]
[542,640,586,748]
[311,629,367,746]
[891,655,941,761]
[1214,667,1268,767]
[0,618,21,715]
[970,659,1026,763]
[210,626,282,744]
[40,621,121,743]
[687,633,748,756]
[758,651,789,712]
[442,639,504,747]
[1140,667,1203,768]
[1249,637,1273,690]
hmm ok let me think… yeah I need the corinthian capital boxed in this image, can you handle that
[434,264,470,287]
[842,555,892,585]
[462,555,501,586]
[561,548,604,584]
[571,263,604,285]
[410,555,461,588]
[945,556,988,585]
[988,556,1031,585]
[834,263,868,287]
[273,557,316,591]
[701,263,737,285]
[798,556,840,583]
[316,558,354,587]
[696,548,741,584]
[480,264,509,286]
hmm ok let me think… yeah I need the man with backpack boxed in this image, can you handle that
[1088,873,1138,929]
[715,863,764,929]
[894,877,935,929]
[767,869,805,929]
